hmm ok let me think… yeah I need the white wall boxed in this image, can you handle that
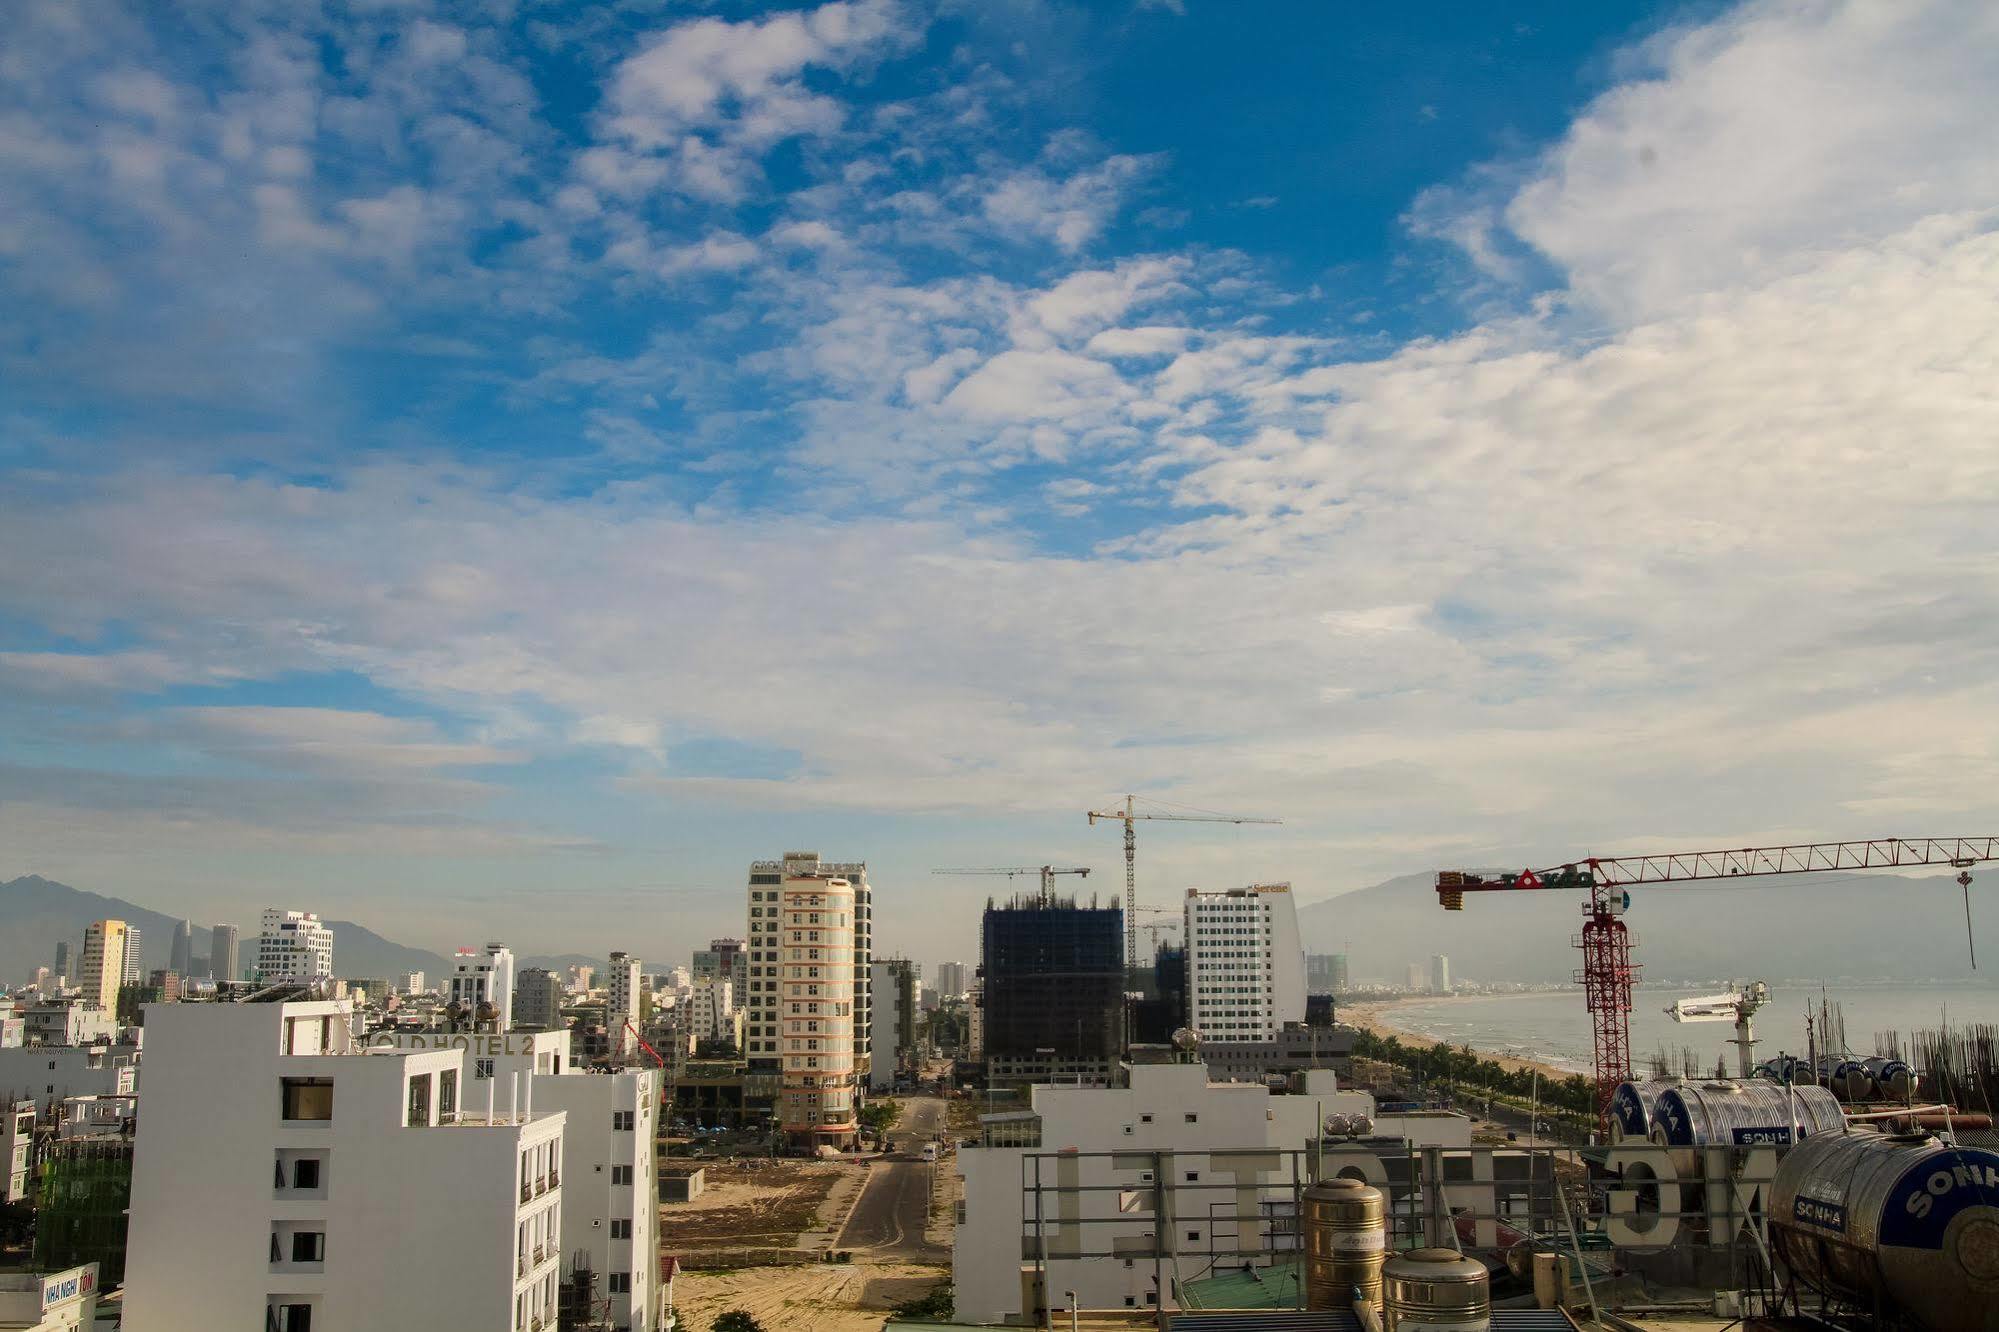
[0,1045,138,1120]
[122,1001,566,1332]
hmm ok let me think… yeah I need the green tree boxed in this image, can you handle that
[713,1311,767,1332]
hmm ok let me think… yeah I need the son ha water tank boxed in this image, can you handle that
[1771,1129,1999,1331]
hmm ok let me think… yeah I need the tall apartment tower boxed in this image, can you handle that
[606,952,641,1057]
[979,894,1124,1084]
[54,940,71,982]
[936,960,969,999]
[123,927,144,983]
[513,967,564,1032]
[1184,883,1306,1044]
[210,923,240,981]
[255,910,333,983]
[745,852,872,1119]
[169,919,193,977]
[1430,954,1451,995]
[79,920,129,1012]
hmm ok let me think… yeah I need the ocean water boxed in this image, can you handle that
[1379,983,1999,1075]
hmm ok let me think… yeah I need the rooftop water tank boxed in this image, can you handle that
[1303,1177,1386,1313]
[1770,1129,1999,1331]
[1382,1248,1489,1332]
[1610,1080,1677,1143]
[1651,1079,1844,1147]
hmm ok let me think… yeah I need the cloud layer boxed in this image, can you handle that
[3,0,1996,954]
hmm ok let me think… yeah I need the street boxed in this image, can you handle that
[835,1095,948,1260]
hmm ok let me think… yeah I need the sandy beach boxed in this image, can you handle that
[1342,994,1579,1082]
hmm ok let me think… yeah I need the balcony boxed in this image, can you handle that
[534,1176,547,1197]
[518,1254,527,1278]
[520,1182,532,1203]
[548,1169,560,1189]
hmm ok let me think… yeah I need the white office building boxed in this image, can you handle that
[1431,954,1452,995]
[373,1029,662,1332]
[123,999,567,1332]
[1183,884,1306,1043]
[450,942,517,1031]
[683,979,734,1046]
[936,960,969,999]
[254,910,334,984]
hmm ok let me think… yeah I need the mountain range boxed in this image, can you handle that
[1296,869,1998,985]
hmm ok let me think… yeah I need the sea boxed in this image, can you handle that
[1378,982,1999,1076]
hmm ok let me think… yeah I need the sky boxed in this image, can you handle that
[3,0,1997,970]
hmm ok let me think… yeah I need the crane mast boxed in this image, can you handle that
[1437,836,1997,1127]
[1087,795,1280,970]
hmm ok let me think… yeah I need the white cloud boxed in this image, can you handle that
[1434,0,1999,321]
[982,152,1159,252]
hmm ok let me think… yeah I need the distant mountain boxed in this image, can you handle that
[0,874,452,984]
[1297,869,1999,985]
[518,953,604,973]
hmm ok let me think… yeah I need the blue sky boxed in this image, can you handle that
[4,0,1997,971]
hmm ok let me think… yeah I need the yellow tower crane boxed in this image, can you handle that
[1087,796,1280,970]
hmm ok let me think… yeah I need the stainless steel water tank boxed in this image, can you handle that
[1304,1177,1387,1312]
[1382,1248,1490,1332]
[1610,1080,1676,1143]
[1652,1079,1845,1146]
[1771,1130,1999,1331]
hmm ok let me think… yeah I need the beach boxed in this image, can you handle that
[1341,994,1580,1082]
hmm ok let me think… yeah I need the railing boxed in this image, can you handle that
[535,1176,547,1196]
[548,1169,559,1188]
[517,1254,527,1277]
[520,1182,532,1203]
[533,1245,546,1265]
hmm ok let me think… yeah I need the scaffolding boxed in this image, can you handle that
[33,1138,133,1286]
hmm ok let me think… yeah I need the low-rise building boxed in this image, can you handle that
[2,1101,31,1203]
[951,1061,1467,1324]
[122,999,567,1332]
[374,1028,661,1332]
[0,1264,99,1332]
[0,1045,139,1121]
[514,968,564,1032]
[22,1003,116,1049]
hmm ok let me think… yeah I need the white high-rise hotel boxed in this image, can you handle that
[745,853,872,1150]
[1183,883,1306,1043]
[255,909,334,983]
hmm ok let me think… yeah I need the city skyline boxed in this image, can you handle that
[5,0,1998,963]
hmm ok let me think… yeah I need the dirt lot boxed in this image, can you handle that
[659,1159,846,1248]
[674,1261,944,1332]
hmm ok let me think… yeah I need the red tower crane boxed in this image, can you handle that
[1436,837,1999,1126]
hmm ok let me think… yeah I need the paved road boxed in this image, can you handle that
[836,1096,949,1260]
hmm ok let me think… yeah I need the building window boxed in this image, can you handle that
[439,1068,457,1121]
[293,1157,321,1190]
[610,1165,634,1185]
[1186,1230,1200,1242]
[610,1218,632,1239]
[272,1303,313,1332]
[1185,1171,1199,1182]
[280,1078,333,1121]
[1139,1113,1153,1124]
[407,1074,431,1127]
[292,1231,326,1263]
[475,1058,495,1080]
[608,1273,632,1294]
[1184,1113,1198,1124]
[612,1110,635,1131]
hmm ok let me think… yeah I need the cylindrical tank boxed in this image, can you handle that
[1651,1079,1845,1147]
[1770,1129,1999,1331]
[1382,1248,1490,1332]
[1866,1056,1918,1102]
[1610,1080,1676,1143]
[1303,1178,1387,1313]
[1829,1059,1876,1102]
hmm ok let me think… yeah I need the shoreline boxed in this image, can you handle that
[1340,995,1586,1082]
